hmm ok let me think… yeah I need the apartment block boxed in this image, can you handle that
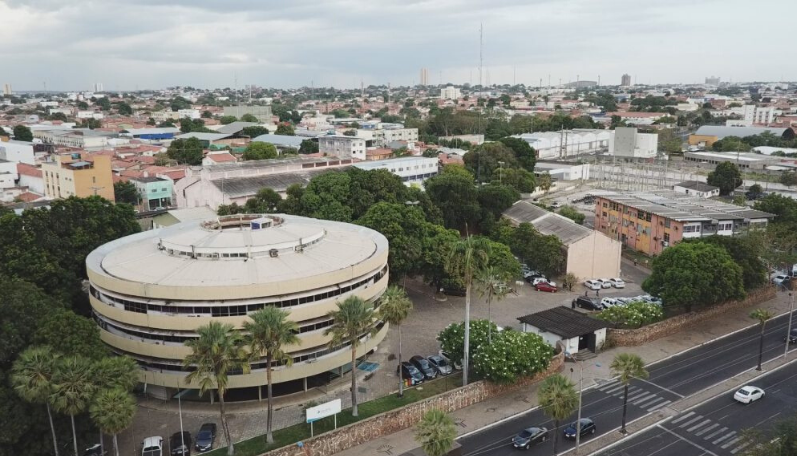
[318,135,366,160]
[42,153,115,201]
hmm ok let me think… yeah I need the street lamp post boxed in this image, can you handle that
[498,161,505,184]
[786,292,795,358]
[567,352,599,455]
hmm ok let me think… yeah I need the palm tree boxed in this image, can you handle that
[325,296,378,417]
[377,286,413,398]
[11,347,61,456]
[89,388,136,456]
[93,356,139,392]
[184,321,251,456]
[446,235,492,385]
[415,409,457,456]
[51,356,97,456]
[243,306,299,444]
[750,309,774,371]
[475,266,510,344]
[538,374,579,455]
[610,353,649,434]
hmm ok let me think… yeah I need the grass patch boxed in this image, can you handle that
[207,375,462,456]
[622,248,653,268]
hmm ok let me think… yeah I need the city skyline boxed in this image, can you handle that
[1,0,795,91]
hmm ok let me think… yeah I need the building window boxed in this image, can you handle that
[664,233,670,243]
[664,219,671,228]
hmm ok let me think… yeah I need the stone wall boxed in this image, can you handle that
[260,352,564,456]
[607,287,776,347]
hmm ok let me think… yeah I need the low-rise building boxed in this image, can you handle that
[609,127,659,159]
[16,163,44,194]
[372,127,418,147]
[518,306,608,355]
[440,86,462,100]
[130,176,173,211]
[223,105,273,122]
[683,151,779,170]
[353,156,439,187]
[319,135,367,160]
[121,128,180,140]
[34,130,110,149]
[514,129,610,159]
[534,162,590,181]
[42,153,114,201]
[672,181,720,198]
[0,159,18,189]
[0,139,36,165]
[688,126,794,148]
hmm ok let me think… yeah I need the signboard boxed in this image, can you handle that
[306,399,342,423]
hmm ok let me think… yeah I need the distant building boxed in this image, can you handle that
[705,76,721,86]
[534,162,590,181]
[742,105,775,125]
[318,135,366,160]
[672,181,720,198]
[16,163,44,194]
[621,74,632,87]
[42,153,115,201]
[94,83,103,92]
[0,158,18,189]
[420,68,429,86]
[252,134,306,151]
[34,130,110,149]
[121,128,180,140]
[77,110,104,120]
[129,176,173,211]
[609,127,659,159]
[440,86,461,100]
[2,83,11,95]
[177,109,201,120]
[514,129,610,159]
[0,139,36,165]
[372,127,419,147]
[683,151,779,170]
[688,126,794,148]
[353,156,439,187]
[565,80,597,89]
[223,105,273,122]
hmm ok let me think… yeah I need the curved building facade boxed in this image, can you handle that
[86,214,389,399]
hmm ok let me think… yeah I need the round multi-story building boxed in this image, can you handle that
[86,214,389,400]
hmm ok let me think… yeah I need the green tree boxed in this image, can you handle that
[415,409,457,456]
[201,110,213,119]
[357,203,424,283]
[558,206,585,225]
[706,162,742,195]
[780,171,797,188]
[243,188,282,213]
[376,287,413,397]
[51,356,96,456]
[179,118,211,133]
[610,353,649,434]
[167,137,204,165]
[596,301,664,328]
[77,101,89,110]
[80,118,103,129]
[425,166,481,230]
[463,142,519,183]
[89,389,136,456]
[538,374,579,455]
[643,242,745,312]
[169,96,192,112]
[324,296,378,417]
[242,142,278,161]
[184,322,251,456]
[115,102,133,115]
[241,126,270,138]
[472,330,553,384]
[11,347,61,456]
[538,172,553,193]
[240,113,259,123]
[275,124,295,136]
[220,115,238,125]
[498,168,536,193]
[92,357,138,392]
[750,309,774,371]
[498,137,537,172]
[48,112,68,122]
[96,97,111,111]
[475,266,510,343]
[738,415,797,456]
[243,307,299,444]
[299,140,319,154]
[13,125,33,141]
[342,129,357,137]
[113,181,139,205]
[477,184,520,221]
[33,309,108,360]
[446,236,492,385]
[687,236,766,291]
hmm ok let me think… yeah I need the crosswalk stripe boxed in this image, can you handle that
[731,442,750,454]
[687,419,712,432]
[604,384,625,394]
[721,437,741,449]
[695,423,719,436]
[679,416,704,428]
[704,427,727,440]
[627,390,649,401]
[599,381,620,391]
[713,431,737,445]
[636,395,662,408]
[671,411,696,424]
[631,393,656,405]
[648,400,671,412]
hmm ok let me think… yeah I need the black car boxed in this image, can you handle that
[194,423,216,453]
[563,418,596,439]
[398,361,425,385]
[511,427,548,449]
[409,356,438,380]
[170,432,191,456]
[574,296,602,311]
[785,328,797,344]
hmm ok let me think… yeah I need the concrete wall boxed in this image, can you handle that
[257,352,564,456]
[566,232,622,280]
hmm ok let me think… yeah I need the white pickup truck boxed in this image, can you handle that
[142,437,163,456]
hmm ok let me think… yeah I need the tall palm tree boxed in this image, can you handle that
[750,309,774,371]
[377,286,414,398]
[475,266,510,344]
[51,356,97,456]
[538,373,579,455]
[243,306,299,444]
[184,321,251,456]
[446,235,492,385]
[93,356,139,392]
[325,296,378,417]
[610,353,649,434]
[11,347,61,456]
[415,409,457,456]
[89,388,136,456]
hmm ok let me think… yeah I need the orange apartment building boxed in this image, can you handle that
[593,191,772,256]
[42,153,115,201]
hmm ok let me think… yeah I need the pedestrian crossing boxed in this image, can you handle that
[664,410,749,454]
[596,380,672,413]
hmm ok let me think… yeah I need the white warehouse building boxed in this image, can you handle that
[353,156,439,187]
[514,129,610,159]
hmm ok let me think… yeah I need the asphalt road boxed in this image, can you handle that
[599,360,797,456]
[458,311,797,456]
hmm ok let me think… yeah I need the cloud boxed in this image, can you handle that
[0,0,794,90]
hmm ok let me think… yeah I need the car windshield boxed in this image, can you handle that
[407,365,420,374]
[613,278,622,282]
[737,389,750,396]
[197,432,210,439]
[418,359,430,368]
[435,358,448,366]
[518,430,533,438]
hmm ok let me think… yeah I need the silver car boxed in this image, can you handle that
[427,355,453,375]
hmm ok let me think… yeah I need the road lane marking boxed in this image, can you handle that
[657,425,720,456]
[695,423,720,436]
[731,442,750,454]
[712,431,737,445]
[627,390,649,401]
[704,427,727,440]
[687,419,712,432]
[679,415,704,428]
[599,381,620,392]
[648,400,671,412]
[636,396,664,408]
[631,393,657,405]
[637,378,686,398]
[671,411,696,424]
[721,436,741,449]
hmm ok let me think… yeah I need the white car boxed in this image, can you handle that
[600,298,619,309]
[609,278,625,288]
[141,436,163,456]
[733,385,764,404]
[772,274,790,286]
[584,280,602,290]
[598,279,613,289]
[532,277,557,287]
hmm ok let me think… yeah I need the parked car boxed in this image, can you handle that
[608,278,625,288]
[785,328,797,344]
[427,354,453,375]
[511,426,549,449]
[615,297,633,305]
[83,444,107,456]
[584,280,602,290]
[600,297,619,309]
[550,202,562,209]
[574,296,602,311]
[535,281,558,293]
[409,356,438,380]
[170,432,191,456]
[733,386,764,404]
[532,277,556,287]
[194,424,216,453]
[772,274,791,286]
[524,272,545,282]
[142,437,163,456]
[442,286,466,296]
[564,418,596,439]
[438,350,462,371]
[398,361,425,385]
[597,278,613,289]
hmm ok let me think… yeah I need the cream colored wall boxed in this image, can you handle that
[566,232,622,280]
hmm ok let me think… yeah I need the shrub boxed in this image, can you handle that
[596,301,664,329]
[472,330,554,383]
[436,319,497,366]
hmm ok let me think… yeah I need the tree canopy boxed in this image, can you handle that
[706,162,742,195]
[242,142,278,161]
[113,181,139,205]
[166,137,204,165]
[13,125,33,141]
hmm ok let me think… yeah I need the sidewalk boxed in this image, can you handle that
[332,288,791,456]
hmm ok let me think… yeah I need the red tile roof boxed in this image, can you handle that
[206,152,237,163]
[16,163,42,178]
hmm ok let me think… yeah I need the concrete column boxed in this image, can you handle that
[258,385,262,402]
[303,377,308,392]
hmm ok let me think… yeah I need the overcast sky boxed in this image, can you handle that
[1,0,794,91]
